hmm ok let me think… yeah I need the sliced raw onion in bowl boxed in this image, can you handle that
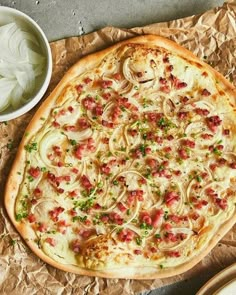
[0,6,52,121]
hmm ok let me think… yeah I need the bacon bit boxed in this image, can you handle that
[102,119,114,128]
[128,129,138,137]
[164,232,178,243]
[38,223,47,232]
[130,190,144,201]
[145,147,152,154]
[178,233,187,241]
[195,108,210,116]
[163,146,172,153]
[182,139,195,148]
[80,175,93,191]
[118,229,134,242]
[163,56,169,63]
[201,172,208,179]
[178,148,189,160]
[140,212,152,225]
[59,109,66,116]
[100,215,109,223]
[194,200,208,209]
[70,209,77,216]
[72,168,79,174]
[190,212,200,220]
[207,115,222,132]
[28,167,40,178]
[201,133,213,140]
[164,191,180,207]
[93,203,101,210]
[150,246,158,253]
[163,223,172,231]
[87,137,95,151]
[202,71,208,77]
[218,158,227,166]
[230,162,236,169]
[77,117,90,130]
[74,144,86,160]
[205,187,216,196]
[152,209,164,228]
[84,77,92,84]
[167,135,174,141]
[64,125,77,132]
[82,97,96,110]
[181,96,189,104]
[45,237,56,247]
[113,73,122,80]
[127,194,135,206]
[112,106,122,122]
[109,212,123,225]
[57,161,63,167]
[215,198,227,210]
[101,163,110,175]
[145,112,162,123]
[33,187,42,197]
[159,77,168,85]
[28,213,36,223]
[169,214,181,224]
[117,202,127,212]
[176,81,187,89]
[75,84,83,93]
[209,163,218,171]
[167,251,180,257]
[68,106,74,113]
[136,72,143,78]
[63,175,71,182]
[201,88,211,96]
[69,189,80,197]
[52,120,60,128]
[173,170,182,176]
[117,176,125,183]
[31,198,37,205]
[101,80,113,89]
[134,249,142,255]
[94,104,103,116]
[102,137,109,144]
[53,146,62,156]
[49,206,64,222]
[178,112,188,120]
[102,92,111,100]
[223,129,230,136]
[71,239,80,253]
[146,158,158,169]
[167,65,173,72]
[139,178,147,185]
[160,85,170,93]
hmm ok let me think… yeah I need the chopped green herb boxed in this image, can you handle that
[41,167,47,172]
[196,175,202,182]
[140,222,153,230]
[72,215,87,222]
[10,239,16,246]
[113,180,118,185]
[24,142,37,152]
[70,139,77,146]
[136,237,142,246]
[16,212,28,221]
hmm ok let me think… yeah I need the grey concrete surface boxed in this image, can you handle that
[0,0,225,294]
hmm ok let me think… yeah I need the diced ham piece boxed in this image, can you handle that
[118,229,134,242]
[206,116,222,132]
[178,148,189,159]
[77,118,90,130]
[182,139,195,148]
[167,251,180,257]
[82,97,96,110]
[201,88,211,96]
[140,212,152,225]
[45,237,56,247]
[152,209,164,228]
[164,191,180,207]
[80,175,93,191]
[101,80,113,89]
[28,167,40,178]
[28,213,36,223]
[195,108,210,116]
[71,239,80,253]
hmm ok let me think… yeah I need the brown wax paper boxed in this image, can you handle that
[1,1,236,294]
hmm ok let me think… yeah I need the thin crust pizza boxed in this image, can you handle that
[4,35,236,279]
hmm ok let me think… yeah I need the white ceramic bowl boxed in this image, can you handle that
[0,6,52,121]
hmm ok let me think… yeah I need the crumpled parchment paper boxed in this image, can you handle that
[1,1,236,294]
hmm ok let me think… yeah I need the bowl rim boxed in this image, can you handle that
[0,6,52,122]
